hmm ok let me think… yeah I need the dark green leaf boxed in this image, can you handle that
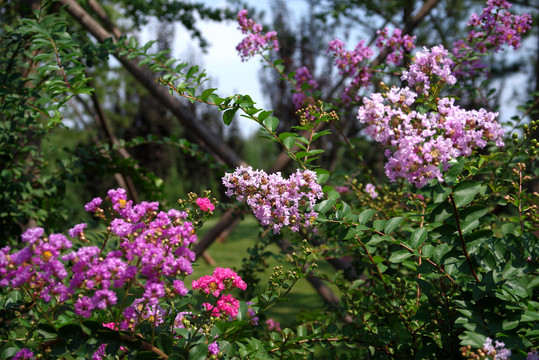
[384,217,403,234]
[452,180,481,207]
[410,228,428,249]
[388,250,412,263]
[223,107,238,126]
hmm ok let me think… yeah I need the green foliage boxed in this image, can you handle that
[0,8,92,243]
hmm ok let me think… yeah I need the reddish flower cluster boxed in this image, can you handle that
[196,197,215,212]
[192,267,247,318]
[236,9,279,61]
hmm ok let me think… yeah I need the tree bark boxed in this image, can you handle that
[60,0,248,170]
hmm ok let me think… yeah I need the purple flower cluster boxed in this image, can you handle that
[327,39,374,103]
[483,337,512,360]
[236,9,279,61]
[357,51,504,187]
[401,45,456,94]
[1,188,197,322]
[467,0,531,51]
[375,27,416,65]
[452,0,532,77]
[13,349,35,360]
[292,66,318,109]
[222,166,323,233]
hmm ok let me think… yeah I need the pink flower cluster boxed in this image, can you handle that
[196,197,215,212]
[192,267,247,318]
[236,9,279,61]
[266,318,281,331]
[401,45,456,94]
[0,188,197,321]
[292,66,318,109]
[375,28,416,65]
[365,183,378,199]
[452,0,531,77]
[327,39,374,103]
[358,49,504,187]
[222,166,323,233]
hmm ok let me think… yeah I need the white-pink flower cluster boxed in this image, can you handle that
[358,47,504,188]
[222,166,323,233]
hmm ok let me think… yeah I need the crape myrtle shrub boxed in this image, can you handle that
[1,0,539,359]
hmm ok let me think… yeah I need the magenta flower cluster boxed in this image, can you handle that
[292,66,318,109]
[192,267,247,318]
[375,27,416,65]
[236,9,279,61]
[358,47,504,188]
[222,166,323,233]
[196,197,215,212]
[327,39,374,103]
[1,188,197,323]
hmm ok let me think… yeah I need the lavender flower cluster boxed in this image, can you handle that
[327,39,374,103]
[358,46,504,188]
[401,45,456,94]
[222,166,323,233]
[292,66,319,109]
[483,337,512,360]
[236,9,279,61]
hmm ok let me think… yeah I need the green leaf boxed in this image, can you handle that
[460,331,486,348]
[37,323,57,339]
[314,199,336,214]
[156,333,173,354]
[279,132,296,150]
[444,157,465,184]
[186,65,199,79]
[200,88,217,101]
[358,209,375,225]
[388,250,412,263]
[188,342,209,360]
[410,228,428,249]
[315,168,330,184]
[263,116,279,132]
[452,180,480,207]
[429,202,453,223]
[384,217,403,234]
[432,183,452,203]
[222,107,238,126]
[258,110,273,121]
[135,351,160,359]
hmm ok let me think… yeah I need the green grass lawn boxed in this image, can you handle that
[193,214,335,328]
